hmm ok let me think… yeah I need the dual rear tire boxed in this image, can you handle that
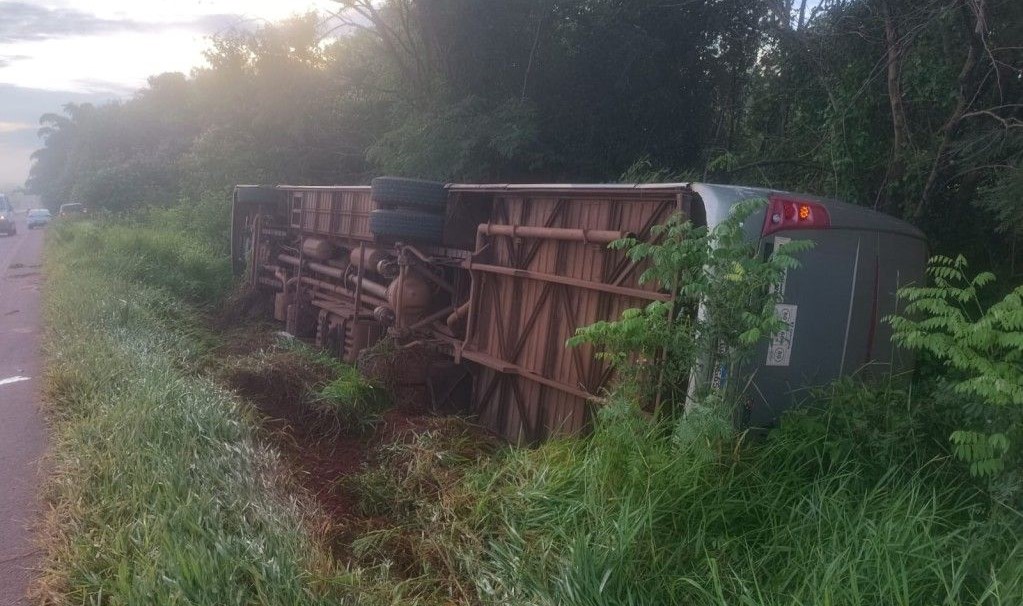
[370,177,447,212]
[369,209,445,242]
[369,177,447,244]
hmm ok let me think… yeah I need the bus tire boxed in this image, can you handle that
[371,177,447,211]
[369,209,444,243]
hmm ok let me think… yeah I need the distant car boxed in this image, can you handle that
[0,195,15,236]
[58,203,86,218]
[26,208,52,229]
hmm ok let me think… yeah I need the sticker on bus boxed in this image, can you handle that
[766,304,797,367]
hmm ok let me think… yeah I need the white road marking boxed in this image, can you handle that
[0,376,30,387]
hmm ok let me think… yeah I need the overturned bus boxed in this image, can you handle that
[231,179,927,442]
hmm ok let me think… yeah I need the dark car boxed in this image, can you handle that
[0,194,15,236]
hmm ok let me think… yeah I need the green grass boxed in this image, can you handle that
[48,216,232,306]
[217,338,390,437]
[337,417,501,602]
[470,386,1023,605]
[268,338,391,436]
[39,219,354,605]
[310,366,390,438]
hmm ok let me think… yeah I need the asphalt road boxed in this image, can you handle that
[0,224,47,606]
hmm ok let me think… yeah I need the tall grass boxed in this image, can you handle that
[48,214,232,307]
[473,387,1023,605]
[38,218,355,604]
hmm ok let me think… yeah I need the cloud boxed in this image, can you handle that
[70,78,140,96]
[192,13,262,36]
[0,54,29,68]
[0,2,158,43]
[0,121,34,133]
[0,83,118,120]
[0,3,250,44]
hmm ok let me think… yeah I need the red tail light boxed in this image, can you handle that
[762,195,831,236]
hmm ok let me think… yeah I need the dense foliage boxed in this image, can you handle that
[25,0,1022,262]
[891,255,1023,493]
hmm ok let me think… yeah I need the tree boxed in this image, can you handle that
[24,0,1022,268]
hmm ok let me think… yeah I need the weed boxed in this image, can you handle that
[569,200,811,419]
[218,346,336,419]
[219,341,389,437]
[341,467,400,517]
[309,367,390,438]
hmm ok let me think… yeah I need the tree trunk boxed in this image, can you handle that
[914,0,987,219]
[878,0,909,213]
[881,0,911,154]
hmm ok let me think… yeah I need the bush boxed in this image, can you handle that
[772,377,958,476]
[890,255,1023,493]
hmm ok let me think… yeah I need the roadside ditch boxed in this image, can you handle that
[208,295,500,602]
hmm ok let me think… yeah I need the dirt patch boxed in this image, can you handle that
[211,286,275,332]
[219,348,333,421]
[216,339,385,513]
[267,407,456,535]
[261,416,370,521]
[211,322,279,358]
[210,296,373,522]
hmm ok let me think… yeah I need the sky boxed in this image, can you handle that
[0,0,337,187]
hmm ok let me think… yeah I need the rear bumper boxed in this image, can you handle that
[0,219,14,231]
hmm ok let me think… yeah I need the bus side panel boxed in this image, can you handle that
[872,233,928,373]
[745,228,927,427]
[746,229,862,426]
